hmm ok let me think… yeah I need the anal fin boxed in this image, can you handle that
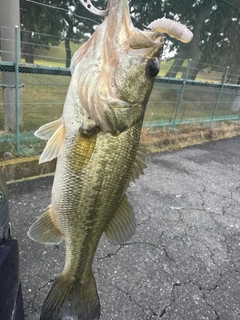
[28,205,63,245]
[105,195,136,245]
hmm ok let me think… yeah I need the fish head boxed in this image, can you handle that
[71,0,190,134]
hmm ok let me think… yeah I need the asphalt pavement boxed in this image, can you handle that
[8,135,240,320]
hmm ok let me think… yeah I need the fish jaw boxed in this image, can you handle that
[104,0,133,46]
[70,0,164,135]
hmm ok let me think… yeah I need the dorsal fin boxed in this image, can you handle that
[130,145,148,183]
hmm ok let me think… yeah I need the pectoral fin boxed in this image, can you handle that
[105,195,136,245]
[36,118,65,163]
[35,118,63,140]
[28,205,64,245]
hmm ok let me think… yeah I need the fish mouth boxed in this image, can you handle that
[73,0,192,134]
[72,0,164,134]
[105,0,164,53]
[105,0,133,42]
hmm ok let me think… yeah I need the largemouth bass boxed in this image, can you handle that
[28,0,193,319]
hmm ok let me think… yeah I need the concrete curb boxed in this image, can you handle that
[0,156,56,182]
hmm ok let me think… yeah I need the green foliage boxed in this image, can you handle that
[19,0,240,79]
[201,0,240,72]
[20,0,63,63]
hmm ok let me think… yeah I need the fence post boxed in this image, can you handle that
[211,66,229,122]
[172,59,192,127]
[15,26,20,153]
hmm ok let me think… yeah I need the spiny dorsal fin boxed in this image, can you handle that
[105,195,136,245]
[38,119,65,164]
[130,145,148,183]
[28,205,64,245]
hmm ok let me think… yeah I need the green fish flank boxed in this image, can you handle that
[58,122,143,278]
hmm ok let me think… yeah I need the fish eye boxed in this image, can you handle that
[146,58,159,78]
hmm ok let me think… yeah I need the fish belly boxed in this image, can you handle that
[52,120,142,273]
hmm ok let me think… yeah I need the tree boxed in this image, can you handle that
[162,0,216,79]
[161,0,240,81]
[61,0,110,67]
[20,0,105,66]
[20,0,63,63]
[200,0,240,83]
[19,0,240,77]
[129,0,165,28]
[56,0,104,67]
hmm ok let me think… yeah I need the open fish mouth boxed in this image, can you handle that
[78,0,192,43]
[69,0,193,134]
[35,0,193,164]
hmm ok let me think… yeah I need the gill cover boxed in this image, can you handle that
[70,0,165,134]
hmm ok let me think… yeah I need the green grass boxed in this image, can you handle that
[0,70,237,130]
[143,80,237,123]
[34,41,82,62]
[21,41,222,83]
[19,41,83,68]
[30,59,66,68]
[0,45,238,159]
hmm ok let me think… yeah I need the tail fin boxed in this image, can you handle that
[40,272,100,320]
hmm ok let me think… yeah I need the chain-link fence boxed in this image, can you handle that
[145,78,240,127]
[0,63,71,158]
[1,61,239,159]
[0,27,240,159]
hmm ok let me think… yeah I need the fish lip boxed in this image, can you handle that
[73,0,165,134]
[104,0,132,40]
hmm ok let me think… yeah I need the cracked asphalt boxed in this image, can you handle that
[7,135,240,320]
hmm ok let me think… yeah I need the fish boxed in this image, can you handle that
[28,0,193,319]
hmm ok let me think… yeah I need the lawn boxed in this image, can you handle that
[0,42,239,159]
[0,67,237,132]
[31,42,223,83]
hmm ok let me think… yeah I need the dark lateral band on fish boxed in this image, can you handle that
[29,0,193,319]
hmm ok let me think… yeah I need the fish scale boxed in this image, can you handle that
[28,0,193,318]
[54,121,142,276]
